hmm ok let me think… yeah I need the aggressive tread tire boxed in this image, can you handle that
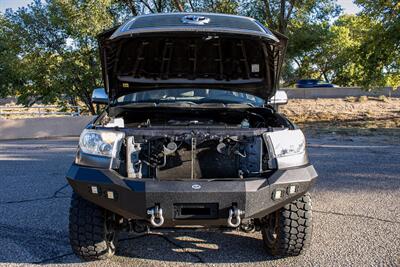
[69,193,118,261]
[261,192,312,256]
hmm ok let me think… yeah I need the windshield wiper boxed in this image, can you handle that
[196,103,226,108]
[157,101,198,107]
[114,101,254,109]
[114,101,198,108]
[226,103,255,108]
[115,102,157,108]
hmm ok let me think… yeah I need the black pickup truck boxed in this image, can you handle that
[66,13,317,261]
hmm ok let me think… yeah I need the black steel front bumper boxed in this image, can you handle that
[66,164,317,226]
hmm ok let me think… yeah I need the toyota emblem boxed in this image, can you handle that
[181,15,210,25]
[191,184,202,190]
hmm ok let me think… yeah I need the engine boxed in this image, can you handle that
[125,134,266,179]
[101,107,290,180]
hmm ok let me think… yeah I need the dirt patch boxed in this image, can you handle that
[281,97,400,138]
[281,97,400,125]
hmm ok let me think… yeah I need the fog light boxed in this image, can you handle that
[106,191,115,199]
[288,185,297,194]
[91,186,98,194]
[272,189,284,200]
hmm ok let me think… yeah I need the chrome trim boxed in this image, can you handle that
[111,27,278,41]
[268,90,288,105]
[191,184,201,190]
[109,12,279,42]
[91,88,108,104]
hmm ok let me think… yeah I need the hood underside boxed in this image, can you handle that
[98,13,287,100]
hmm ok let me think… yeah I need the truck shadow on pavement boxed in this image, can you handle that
[116,231,275,264]
[0,225,276,264]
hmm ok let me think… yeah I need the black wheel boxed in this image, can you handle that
[261,192,312,256]
[69,193,119,261]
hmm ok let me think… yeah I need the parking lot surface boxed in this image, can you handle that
[0,135,399,266]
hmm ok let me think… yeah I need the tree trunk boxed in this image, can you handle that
[139,0,155,13]
[173,0,184,11]
[263,0,275,29]
[322,71,329,83]
[81,92,96,115]
[122,0,138,15]
[278,0,286,33]
[188,0,195,11]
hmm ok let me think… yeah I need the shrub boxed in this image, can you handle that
[378,95,389,102]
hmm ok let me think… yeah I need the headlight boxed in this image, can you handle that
[264,129,308,169]
[79,129,125,157]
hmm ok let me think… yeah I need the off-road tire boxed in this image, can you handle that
[261,192,312,256]
[69,193,118,261]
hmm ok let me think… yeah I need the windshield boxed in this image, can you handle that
[115,89,264,106]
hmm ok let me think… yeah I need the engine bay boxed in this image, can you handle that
[98,107,292,180]
[122,135,267,180]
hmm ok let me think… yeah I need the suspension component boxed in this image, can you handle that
[240,220,255,232]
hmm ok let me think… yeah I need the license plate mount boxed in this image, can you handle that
[174,203,219,219]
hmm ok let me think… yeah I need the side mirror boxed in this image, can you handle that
[92,88,109,104]
[268,90,288,105]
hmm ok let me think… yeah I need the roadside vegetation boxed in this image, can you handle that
[0,0,399,114]
[281,97,400,137]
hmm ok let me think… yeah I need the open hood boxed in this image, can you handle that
[98,13,287,101]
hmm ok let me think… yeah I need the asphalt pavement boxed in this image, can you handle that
[0,135,399,266]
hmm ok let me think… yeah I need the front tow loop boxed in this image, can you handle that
[147,206,164,227]
[227,207,244,228]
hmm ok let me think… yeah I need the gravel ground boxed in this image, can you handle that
[281,97,400,128]
[0,135,399,267]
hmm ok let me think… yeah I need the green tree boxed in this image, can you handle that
[243,0,340,35]
[241,0,341,85]
[282,8,398,88]
[0,0,122,114]
[327,14,377,86]
[282,21,333,84]
[0,15,24,98]
[353,0,400,88]
[1,0,397,111]
[285,14,378,86]
[250,0,398,88]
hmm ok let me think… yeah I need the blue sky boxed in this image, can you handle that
[337,0,361,14]
[0,0,31,12]
[0,0,361,14]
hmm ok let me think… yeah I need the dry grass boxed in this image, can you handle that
[0,104,79,119]
[378,95,389,103]
[357,95,369,103]
[281,97,400,137]
[281,98,400,125]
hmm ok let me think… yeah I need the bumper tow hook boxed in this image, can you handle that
[147,206,164,227]
[227,207,244,228]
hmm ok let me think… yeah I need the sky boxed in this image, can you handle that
[0,0,31,12]
[0,0,361,14]
[336,0,361,14]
